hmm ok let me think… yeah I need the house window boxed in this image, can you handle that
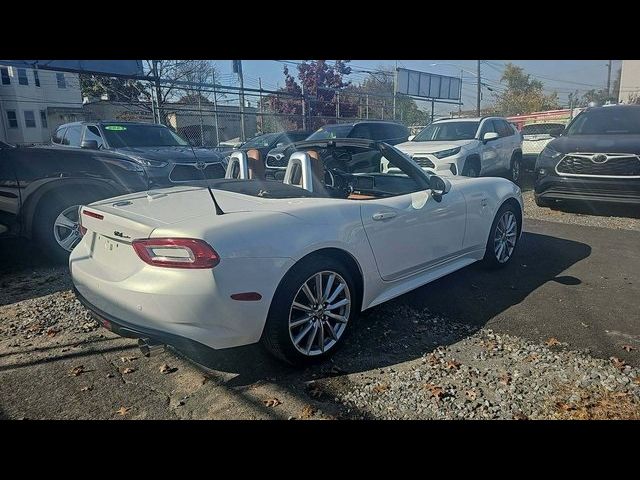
[40,110,48,128]
[56,73,66,88]
[33,69,40,87]
[24,111,36,128]
[17,68,29,86]
[7,110,18,128]
[1,67,10,85]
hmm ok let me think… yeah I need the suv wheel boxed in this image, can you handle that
[509,154,522,184]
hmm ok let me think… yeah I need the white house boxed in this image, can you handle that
[0,64,84,145]
[619,60,640,104]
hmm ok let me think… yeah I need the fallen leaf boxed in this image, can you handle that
[120,356,138,363]
[634,377,640,385]
[299,405,316,419]
[69,365,86,377]
[445,360,461,370]
[524,353,540,362]
[121,367,136,374]
[499,373,512,386]
[513,412,529,420]
[372,382,390,394]
[80,386,93,392]
[116,406,131,416]
[159,364,175,374]
[483,340,497,351]
[545,337,561,347]
[425,353,440,366]
[556,402,575,412]
[465,389,477,400]
[610,357,628,370]
[46,328,59,337]
[622,345,636,352]
[263,398,282,408]
[424,383,445,401]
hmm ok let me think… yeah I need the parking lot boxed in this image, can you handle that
[1,171,639,420]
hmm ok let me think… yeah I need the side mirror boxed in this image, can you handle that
[80,139,99,150]
[482,132,499,143]
[408,135,416,141]
[429,175,451,198]
[549,127,564,137]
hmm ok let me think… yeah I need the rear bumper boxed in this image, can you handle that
[535,174,640,205]
[69,237,291,350]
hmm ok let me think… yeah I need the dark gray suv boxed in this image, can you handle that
[53,121,226,188]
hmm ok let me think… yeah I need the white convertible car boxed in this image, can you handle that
[70,139,523,365]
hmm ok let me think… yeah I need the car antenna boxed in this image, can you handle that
[183,130,225,215]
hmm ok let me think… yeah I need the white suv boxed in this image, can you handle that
[395,117,523,182]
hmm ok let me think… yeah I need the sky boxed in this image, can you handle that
[211,60,621,116]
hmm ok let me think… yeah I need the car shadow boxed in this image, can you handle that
[178,230,591,390]
[0,238,71,306]
[547,200,640,220]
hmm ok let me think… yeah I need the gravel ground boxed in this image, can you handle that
[331,307,640,420]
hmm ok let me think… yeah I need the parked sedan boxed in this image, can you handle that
[520,122,565,170]
[71,139,523,366]
[535,105,640,207]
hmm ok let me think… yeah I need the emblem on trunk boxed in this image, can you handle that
[113,231,131,239]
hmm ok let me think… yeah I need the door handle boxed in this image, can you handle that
[372,211,397,221]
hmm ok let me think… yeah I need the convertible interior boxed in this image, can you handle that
[213,143,427,200]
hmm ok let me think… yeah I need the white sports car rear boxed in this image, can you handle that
[70,139,523,365]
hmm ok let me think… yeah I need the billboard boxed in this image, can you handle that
[396,68,461,101]
[0,60,145,79]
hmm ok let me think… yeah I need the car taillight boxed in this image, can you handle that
[82,209,104,220]
[132,238,220,269]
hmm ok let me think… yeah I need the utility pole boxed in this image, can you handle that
[151,60,164,124]
[606,60,612,97]
[301,83,307,130]
[258,77,264,133]
[459,69,463,115]
[336,91,340,119]
[233,60,246,141]
[366,94,369,119]
[393,60,398,120]
[431,100,435,122]
[476,60,481,117]
[212,68,220,146]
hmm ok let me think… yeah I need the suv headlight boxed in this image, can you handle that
[129,156,168,168]
[535,145,563,170]
[433,147,461,159]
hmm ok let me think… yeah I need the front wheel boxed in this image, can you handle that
[262,255,357,365]
[509,154,522,184]
[482,203,521,269]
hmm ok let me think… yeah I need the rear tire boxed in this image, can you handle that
[509,153,522,184]
[261,255,358,366]
[33,188,110,263]
[482,202,521,269]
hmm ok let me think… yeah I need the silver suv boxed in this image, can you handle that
[395,117,523,182]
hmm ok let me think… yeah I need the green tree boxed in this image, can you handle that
[492,63,560,115]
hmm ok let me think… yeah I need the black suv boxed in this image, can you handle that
[535,105,640,207]
[264,121,409,177]
[53,121,226,188]
[229,130,310,161]
[1,141,149,261]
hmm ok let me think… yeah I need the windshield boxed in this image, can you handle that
[521,123,565,135]
[565,108,640,135]
[413,121,479,141]
[307,125,353,140]
[102,124,189,148]
[242,133,280,148]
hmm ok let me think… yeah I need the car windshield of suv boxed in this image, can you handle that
[242,133,280,148]
[102,124,189,148]
[521,123,565,135]
[565,109,640,135]
[307,125,354,140]
[413,121,479,141]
